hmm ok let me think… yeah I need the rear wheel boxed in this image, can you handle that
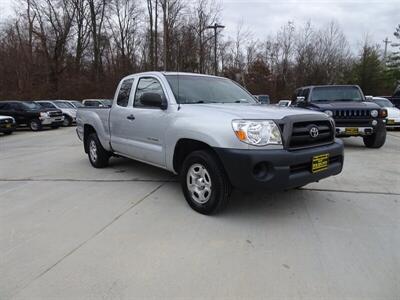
[363,126,386,148]
[181,150,231,215]
[29,119,42,131]
[86,132,110,168]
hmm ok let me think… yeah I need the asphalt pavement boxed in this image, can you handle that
[1,127,399,299]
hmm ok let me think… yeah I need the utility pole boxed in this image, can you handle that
[383,37,391,62]
[206,23,225,75]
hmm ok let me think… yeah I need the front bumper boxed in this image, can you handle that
[336,126,374,136]
[386,117,400,128]
[214,140,344,191]
[0,123,16,132]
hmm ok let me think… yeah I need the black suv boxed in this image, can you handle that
[0,101,64,131]
[292,85,387,148]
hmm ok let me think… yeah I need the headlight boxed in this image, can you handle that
[324,110,333,117]
[39,112,49,118]
[370,110,378,118]
[232,120,282,146]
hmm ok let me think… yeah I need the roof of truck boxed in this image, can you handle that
[296,84,360,89]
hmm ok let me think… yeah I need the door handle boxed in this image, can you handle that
[126,114,135,120]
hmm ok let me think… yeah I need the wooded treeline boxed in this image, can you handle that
[0,0,399,101]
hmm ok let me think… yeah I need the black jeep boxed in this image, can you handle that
[292,85,387,148]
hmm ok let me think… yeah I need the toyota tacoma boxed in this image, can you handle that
[76,72,344,214]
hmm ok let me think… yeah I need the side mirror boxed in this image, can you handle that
[140,93,167,109]
[296,96,306,106]
[365,95,373,101]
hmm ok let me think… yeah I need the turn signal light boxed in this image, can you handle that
[235,130,247,141]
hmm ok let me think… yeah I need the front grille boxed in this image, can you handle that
[288,120,334,149]
[48,111,62,117]
[333,109,370,118]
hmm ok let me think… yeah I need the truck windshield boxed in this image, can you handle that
[165,75,257,104]
[311,86,364,102]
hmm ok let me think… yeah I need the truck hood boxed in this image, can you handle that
[310,101,380,110]
[180,103,324,120]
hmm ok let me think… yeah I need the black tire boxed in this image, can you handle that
[4,131,13,135]
[63,115,72,127]
[363,126,386,148]
[51,125,60,129]
[29,119,42,131]
[86,132,110,168]
[180,150,231,215]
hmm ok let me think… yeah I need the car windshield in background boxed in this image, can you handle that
[165,75,256,104]
[71,101,84,108]
[56,102,73,108]
[311,86,364,102]
[102,100,112,106]
[374,99,394,108]
[38,102,55,109]
[22,102,42,110]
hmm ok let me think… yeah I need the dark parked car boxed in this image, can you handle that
[379,86,400,109]
[0,115,17,135]
[0,101,64,131]
[292,85,387,148]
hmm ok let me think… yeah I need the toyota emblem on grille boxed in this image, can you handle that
[309,126,319,138]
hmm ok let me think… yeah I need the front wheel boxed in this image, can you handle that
[363,126,386,148]
[63,116,72,127]
[181,150,231,215]
[29,119,42,131]
[86,132,110,168]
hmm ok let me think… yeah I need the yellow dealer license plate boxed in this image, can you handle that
[312,154,329,173]
[345,127,359,135]
[387,119,395,125]
[5,124,11,128]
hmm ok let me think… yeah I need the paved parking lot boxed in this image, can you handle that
[1,127,399,299]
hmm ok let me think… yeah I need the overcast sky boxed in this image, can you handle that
[221,0,399,52]
[0,0,398,53]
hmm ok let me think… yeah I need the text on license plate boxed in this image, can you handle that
[345,127,359,135]
[312,153,329,173]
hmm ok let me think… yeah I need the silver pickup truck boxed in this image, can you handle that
[76,72,344,214]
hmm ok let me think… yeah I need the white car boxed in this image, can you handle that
[36,100,77,126]
[57,100,84,109]
[277,100,292,107]
[372,97,400,129]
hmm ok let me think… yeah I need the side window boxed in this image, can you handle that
[134,77,166,108]
[117,78,134,107]
[302,88,310,100]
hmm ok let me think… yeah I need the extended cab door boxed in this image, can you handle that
[110,75,170,167]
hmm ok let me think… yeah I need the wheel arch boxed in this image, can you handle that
[172,138,224,174]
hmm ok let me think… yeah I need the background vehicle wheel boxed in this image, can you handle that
[51,125,60,129]
[181,150,231,215]
[86,132,110,168]
[29,119,42,131]
[63,116,72,127]
[363,126,386,148]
